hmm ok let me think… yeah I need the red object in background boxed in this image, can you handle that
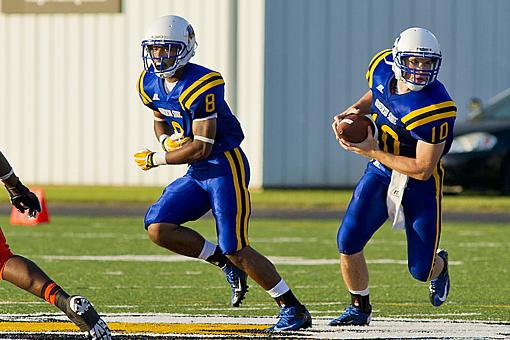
[9,187,50,226]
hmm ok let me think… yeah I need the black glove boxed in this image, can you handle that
[5,181,41,218]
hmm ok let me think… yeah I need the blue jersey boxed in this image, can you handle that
[366,49,456,164]
[139,64,251,253]
[337,50,457,281]
[136,63,244,161]
[337,50,456,281]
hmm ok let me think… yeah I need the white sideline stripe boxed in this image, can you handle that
[36,255,462,266]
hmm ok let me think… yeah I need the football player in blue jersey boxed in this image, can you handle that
[330,27,454,326]
[134,15,311,331]
[0,151,111,339]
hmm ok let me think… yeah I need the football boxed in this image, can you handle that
[336,114,375,143]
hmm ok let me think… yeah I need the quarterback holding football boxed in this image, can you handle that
[331,27,455,326]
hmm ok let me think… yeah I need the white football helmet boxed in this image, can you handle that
[392,27,441,91]
[142,15,197,78]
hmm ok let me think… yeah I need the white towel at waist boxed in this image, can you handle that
[387,170,408,229]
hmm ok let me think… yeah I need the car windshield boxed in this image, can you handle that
[483,96,510,119]
[470,89,510,120]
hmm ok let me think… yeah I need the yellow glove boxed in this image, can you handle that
[161,132,192,152]
[134,149,157,171]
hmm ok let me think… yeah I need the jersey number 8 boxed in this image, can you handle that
[205,93,215,113]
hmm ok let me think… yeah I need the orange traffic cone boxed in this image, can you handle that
[10,187,50,226]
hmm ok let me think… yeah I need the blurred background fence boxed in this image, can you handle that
[0,0,508,188]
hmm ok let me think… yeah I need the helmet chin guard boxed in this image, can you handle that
[142,15,197,78]
[392,27,442,91]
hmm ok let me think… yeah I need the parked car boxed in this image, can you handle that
[442,88,510,195]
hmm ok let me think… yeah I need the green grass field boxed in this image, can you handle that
[1,213,508,322]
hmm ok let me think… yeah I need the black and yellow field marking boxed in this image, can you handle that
[1,315,509,339]
[0,321,269,336]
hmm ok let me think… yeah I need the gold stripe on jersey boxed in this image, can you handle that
[427,162,444,281]
[406,111,456,131]
[179,72,220,103]
[365,49,392,81]
[401,101,455,124]
[366,49,392,88]
[137,71,152,105]
[183,78,224,110]
[179,72,223,110]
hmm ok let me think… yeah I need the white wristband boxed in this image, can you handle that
[194,135,215,144]
[159,134,169,143]
[152,152,168,166]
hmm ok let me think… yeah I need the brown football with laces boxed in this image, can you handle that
[336,114,375,143]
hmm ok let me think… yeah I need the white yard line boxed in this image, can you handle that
[36,255,462,266]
